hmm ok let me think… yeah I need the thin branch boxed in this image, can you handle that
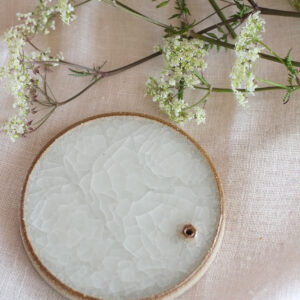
[195,85,300,92]
[99,52,161,77]
[57,51,163,106]
[32,59,94,72]
[30,107,56,132]
[102,0,169,29]
[255,76,293,89]
[190,32,300,67]
[197,6,300,35]
[247,0,259,10]
[27,38,93,71]
[36,86,56,105]
[41,66,57,105]
[220,0,234,4]
[26,38,41,51]
[74,0,92,8]
[193,3,234,27]
[57,76,103,105]
[185,91,210,110]
[197,14,242,35]
[259,7,300,18]
[28,39,162,78]
[44,79,58,102]
[43,66,48,99]
[208,0,237,38]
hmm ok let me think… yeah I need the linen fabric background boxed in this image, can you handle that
[0,1,299,299]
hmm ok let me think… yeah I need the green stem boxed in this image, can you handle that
[255,76,290,89]
[31,106,56,131]
[33,59,94,72]
[57,76,103,105]
[99,52,161,77]
[40,68,58,105]
[194,72,210,87]
[74,0,92,8]
[101,0,169,29]
[190,32,300,68]
[33,51,163,78]
[257,41,286,66]
[36,87,56,106]
[259,7,300,18]
[193,4,234,27]
[208,0,237,38]
[197,7,300,35]
[185,91,210,110]
[197,15,241,35]
[35,99,53,107]
[195,85,300,92]
[44,78,58,102]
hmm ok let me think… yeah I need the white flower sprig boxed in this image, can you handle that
[2,116,28,141]
[230,12,265,107]
[146,35,208,124]
[56,0,77,25]
[0,0,76,141]
[1,0,299,141]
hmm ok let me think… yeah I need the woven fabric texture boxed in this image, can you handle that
[0,1,299,299]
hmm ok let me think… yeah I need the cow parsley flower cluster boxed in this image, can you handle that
[2,116,29,141]
[194,106,206,124]
[56,0,77,25]
[230,12,265,106]
[146,35,208,124]
[0,0,76,141]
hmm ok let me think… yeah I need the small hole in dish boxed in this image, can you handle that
[182,224,197,239]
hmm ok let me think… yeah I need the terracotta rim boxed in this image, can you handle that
[20,112,225,300]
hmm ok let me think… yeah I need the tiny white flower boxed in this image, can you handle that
[194,107,206,124]
[169,78,176,86]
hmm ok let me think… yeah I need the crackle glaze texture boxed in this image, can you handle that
[24,116,220,300]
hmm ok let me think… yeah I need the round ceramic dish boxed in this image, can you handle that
[20,113,225,300]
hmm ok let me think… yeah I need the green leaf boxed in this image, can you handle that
[183,7,191,15]
[68,68,91,77]
[156,1,169,8]
[285,49,296,74]
[221,35,228,52]
[217,25,225,34]
[283,90,291,104]
[69,73,88,77]
[94,60,107,72]
[206,32,218,39]
[233,0,242,8]
[288,73,293,86]
[170,23,194,35]
[169,13,180,19]
[232,0,252,18]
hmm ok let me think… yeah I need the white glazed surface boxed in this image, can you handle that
[24,116,220,300]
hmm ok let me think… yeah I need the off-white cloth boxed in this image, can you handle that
[0,1,299,299]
